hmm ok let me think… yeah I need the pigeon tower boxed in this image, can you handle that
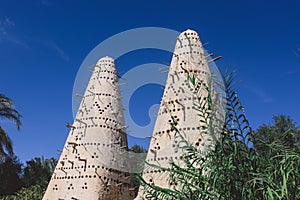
[43,56,134,200]
[136,29,217,199]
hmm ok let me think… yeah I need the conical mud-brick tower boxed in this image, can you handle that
[43,56,134,200]
[136,29,216,199]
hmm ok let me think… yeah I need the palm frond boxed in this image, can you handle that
[0,126,13,158]
[0,94,21,159]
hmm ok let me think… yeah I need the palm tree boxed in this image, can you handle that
[0,94,22,159]
[22,157,57,188]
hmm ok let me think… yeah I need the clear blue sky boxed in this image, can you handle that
[0,0,299,163]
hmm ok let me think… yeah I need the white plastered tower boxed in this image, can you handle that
[136,29,216,199]
[43,56,135,200]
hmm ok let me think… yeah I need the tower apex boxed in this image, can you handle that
[96,56,114,65]
[179,29,199,37]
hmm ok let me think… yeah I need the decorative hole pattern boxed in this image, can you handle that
[138,30,215,198]
[43,57,134,200]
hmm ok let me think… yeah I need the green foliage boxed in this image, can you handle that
[130,144,147,154]
[0,184,45,200]
[251,115,300,199]
[0,157,23,196]
[0,156,56,199]
[139,71,300,199]
[0,94,22,159]
[130,144,147,198]
[207,71,257,199]
[253,115,300,154]
[22,157,56,187]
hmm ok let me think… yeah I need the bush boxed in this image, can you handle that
[139,71,300,199]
